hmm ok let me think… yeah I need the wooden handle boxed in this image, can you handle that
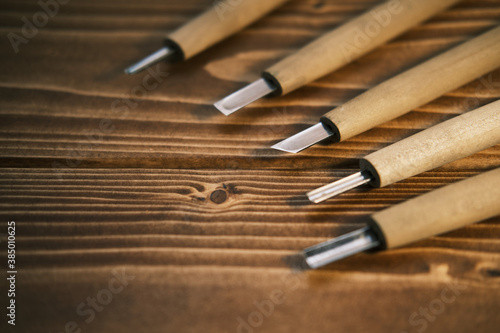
[370,168,500,249]
[360,99,500,188]
[321,25,500,142]
[264,0,460,95]
[166,0,289,60]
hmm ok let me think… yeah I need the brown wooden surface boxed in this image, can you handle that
[1,0,500,332]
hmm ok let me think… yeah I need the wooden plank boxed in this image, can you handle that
[1,1,499,169]
[1,0,500,332]
[10,264,500,332]
[2,168,500,263]
[2,168,500,332]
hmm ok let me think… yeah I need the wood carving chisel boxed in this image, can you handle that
[287,167,500,270]
[125,0,289,74]
[272,25,500,153]
[307,99,500,203]
[214,0,461,115]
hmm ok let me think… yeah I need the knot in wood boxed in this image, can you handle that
[210,189,227,204]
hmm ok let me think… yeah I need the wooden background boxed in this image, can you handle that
[1,0,500,332]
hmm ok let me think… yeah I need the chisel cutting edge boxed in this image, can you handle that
[307,99,500,203]
[215,0,461,115]
[272,25,500,153]
[287,167,500,270]
[125,0,290,74]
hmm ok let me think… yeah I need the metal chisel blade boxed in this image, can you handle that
[283,226,380,271]
[214,78,276,115]
[302,226,380,269]
[125,47,174,75]
[271,122,333,153]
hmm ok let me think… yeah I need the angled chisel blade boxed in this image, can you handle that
[271,123,333,153]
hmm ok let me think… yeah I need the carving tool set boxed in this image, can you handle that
[126,1,500,270]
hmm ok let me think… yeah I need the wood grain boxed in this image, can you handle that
[1,0,500,332]
[1,1,500,170]
[2,168,500,332]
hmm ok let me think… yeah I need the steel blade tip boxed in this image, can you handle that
[307,171,372,203]
[271,122,333,153]
[213,99,237,116]
[125,46,174,75]
[283,253,311,272]
[302,227,380,269]
[214,78,276,116]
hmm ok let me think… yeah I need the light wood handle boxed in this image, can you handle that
[166,0,289,60]
[321,25,500,142]
[370,168,500,249]
[360,99,500,188]
[264,0,461,95]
